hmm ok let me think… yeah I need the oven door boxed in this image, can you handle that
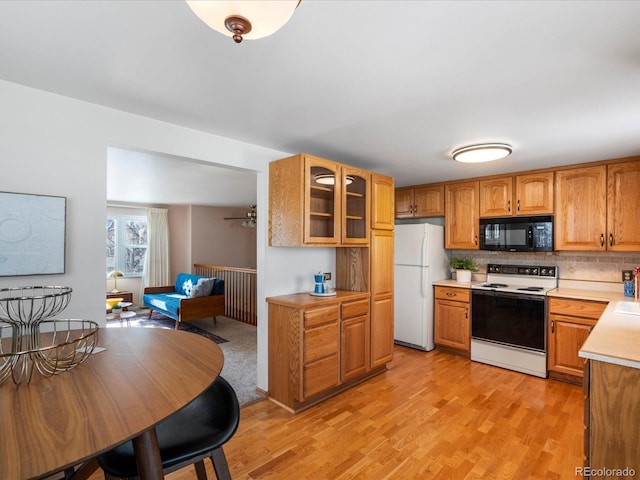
[471,290,546,352]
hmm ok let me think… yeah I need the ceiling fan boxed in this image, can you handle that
[224,205,257,228]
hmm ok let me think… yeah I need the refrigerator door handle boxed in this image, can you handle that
[421,266,428,298]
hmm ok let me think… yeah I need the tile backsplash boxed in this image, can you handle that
[451,250,640,283]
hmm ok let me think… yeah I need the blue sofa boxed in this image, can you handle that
[142,273,224,329]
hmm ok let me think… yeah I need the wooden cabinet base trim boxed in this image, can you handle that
[435,344,471,359]
[268,366,387,414]
[548,370,582,386]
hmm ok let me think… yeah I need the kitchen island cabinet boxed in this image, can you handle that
[267,291,384,413]
[580,296,640,477]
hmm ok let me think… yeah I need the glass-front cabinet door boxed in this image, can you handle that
[304,156,341,244]
[342,166,370,244]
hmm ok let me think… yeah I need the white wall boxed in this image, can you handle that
[0,78,333,390]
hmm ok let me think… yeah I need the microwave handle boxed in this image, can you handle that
[527,226,533,248]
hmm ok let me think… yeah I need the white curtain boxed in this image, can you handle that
[142,208,171,289]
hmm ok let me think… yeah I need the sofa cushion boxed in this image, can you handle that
[191,277,216,298]
[175,273,209,297]
[143,292,186,317]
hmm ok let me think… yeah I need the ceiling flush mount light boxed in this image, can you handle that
[314,174,354,186]
[452,143,513,163]
[186,0,301,44]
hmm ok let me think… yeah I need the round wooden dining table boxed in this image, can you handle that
[0,327,224,480]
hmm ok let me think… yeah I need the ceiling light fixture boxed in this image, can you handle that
[186,0,301,44]
[314,174,354,186]
[452,143,513,163]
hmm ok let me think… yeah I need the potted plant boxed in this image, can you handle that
[111,303,123,316]
[449,256,479,283]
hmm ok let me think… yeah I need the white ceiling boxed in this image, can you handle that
[1,1,639,204]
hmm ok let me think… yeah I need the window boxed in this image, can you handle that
[106,215,148,276]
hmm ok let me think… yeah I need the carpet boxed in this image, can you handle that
[105,311,227,344]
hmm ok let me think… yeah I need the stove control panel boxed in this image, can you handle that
[487,264,557,277]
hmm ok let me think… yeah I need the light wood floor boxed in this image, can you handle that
[89,346,584,479]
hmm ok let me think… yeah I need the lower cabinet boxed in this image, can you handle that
[548,297,607,383]
[341,299,369,381]
[434,286,470,355]
[584,359,640,476]
[268,292,386,413]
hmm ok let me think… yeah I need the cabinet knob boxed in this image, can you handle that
[609,233,614,247]
[474,235,478,246]
[508,200,511,212]
[600,233,605,247]
[551,320,555,334]
[465,307,468,319]
[446,292,457,297]
[517,199,520,212]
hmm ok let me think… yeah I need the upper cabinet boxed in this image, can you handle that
[555,160,640,252]
[555,166,607,250]
[341,166,370,245]
[607,161,640,251]
[445,181,479,249]
[479,172,554,218]
[270,153,380,247]
[395,185,445,218]
[370,173,395,230]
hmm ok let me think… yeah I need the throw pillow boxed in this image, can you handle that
[190,277,215,298]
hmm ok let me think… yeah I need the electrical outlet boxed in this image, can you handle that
[622,270,634,282]
[323,272,331,281]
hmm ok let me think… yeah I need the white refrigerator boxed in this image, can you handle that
[394,223,449,351]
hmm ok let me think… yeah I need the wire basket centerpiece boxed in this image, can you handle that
[0,286,99,385]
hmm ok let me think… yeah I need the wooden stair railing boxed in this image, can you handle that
[194,264,257,326]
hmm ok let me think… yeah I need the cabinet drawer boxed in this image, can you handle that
[304,322,339,363]
[304,305,339,329]
[435,286,470,302]
[304,354,339,398]
[342,299,369,320]
[548,297,607,320]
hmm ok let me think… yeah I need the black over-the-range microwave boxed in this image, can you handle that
[479,215,553,252]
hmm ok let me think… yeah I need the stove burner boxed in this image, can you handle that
[483,283,508,288]
[517,287,544,291]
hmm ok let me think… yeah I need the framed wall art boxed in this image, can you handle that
[0,191,66,276]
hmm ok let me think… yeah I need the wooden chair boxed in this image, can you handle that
[96,376,240,480]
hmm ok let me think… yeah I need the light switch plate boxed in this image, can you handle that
[324,272,331,281]
[622,270,634,282]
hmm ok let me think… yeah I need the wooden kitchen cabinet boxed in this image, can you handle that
[555,165,607,251]
[342,165,370,245]
[267,291,380,413]
[548,297,606,383]
[555,160,640,252]
[395,185,444,218]
[371,173,395,230]
[269,153,370,246]
[479,173,554,217]
[434,286,471,355]
[584,360,640,476]
[445,181,479,249]
[341,299,370,381]
[607,160,640,251]
[370,229,394,368]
